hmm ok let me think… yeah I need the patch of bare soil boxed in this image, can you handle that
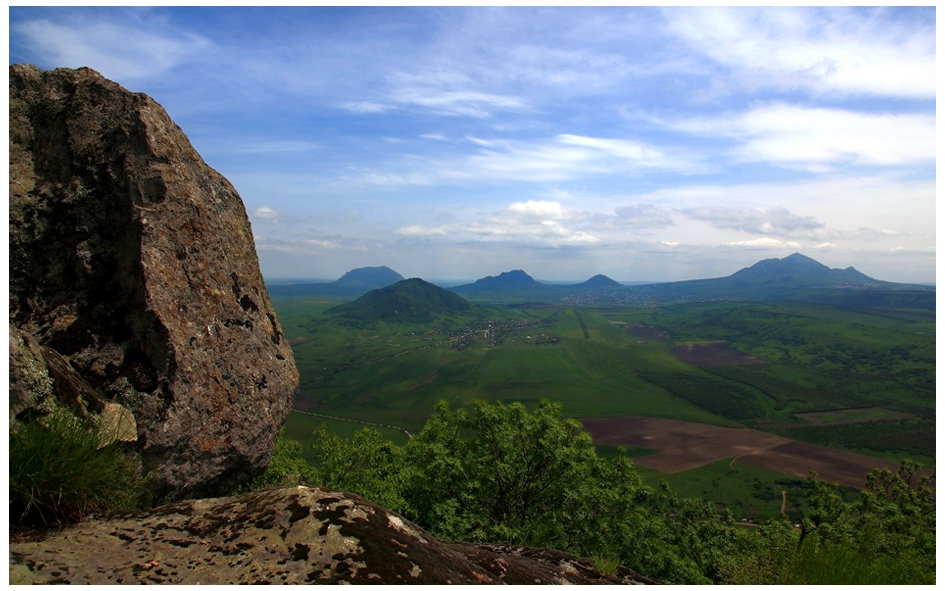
[672,342,767,366]
[581,416,904,489]
[794,407,915,425]
[292,397,323,411]
[402,373,438,392]
[626,323,670,340]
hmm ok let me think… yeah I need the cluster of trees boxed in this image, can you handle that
[254,400,935,585]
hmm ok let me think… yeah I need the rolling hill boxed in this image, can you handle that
[577,274,623,289]
[326,278,475,324]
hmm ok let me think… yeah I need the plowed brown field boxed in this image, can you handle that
[672,342,766,366]
[581,416,904,488]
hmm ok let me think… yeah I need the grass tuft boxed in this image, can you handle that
[10,409,150,526]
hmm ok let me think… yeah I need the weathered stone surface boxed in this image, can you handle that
[9,486,656,584]
[9,64,298,497]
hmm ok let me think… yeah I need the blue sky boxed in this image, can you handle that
[9,6,936,283]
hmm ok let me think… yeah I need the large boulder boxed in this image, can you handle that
[9,486,655,584]
[9,64,298,498]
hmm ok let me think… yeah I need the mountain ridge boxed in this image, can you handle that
[269,253,933,309]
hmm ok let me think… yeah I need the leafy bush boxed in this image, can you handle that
[258,402,935,585]
[10,409,149,526]
[248,425,406,512]
[244,431,317,489]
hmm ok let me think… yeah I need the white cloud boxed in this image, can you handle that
[725,237,803,249]
[672,104,934,170]
[683,206,823,235]
[395,200,602,247]
[340,101,391,114]
[395,225,448,237]
[666,7,935,99]
[613,204,675,229]
[253,205,279,221]
[506,200,566,220]
[13,17,211,82]
[391,87,530,118]
[303,239,339,250]
[453,133,702,183]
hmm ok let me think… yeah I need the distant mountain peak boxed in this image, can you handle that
[473,269,540,287]
[335,266,405,287]
[579,274,622,288]
[731,253,876,285]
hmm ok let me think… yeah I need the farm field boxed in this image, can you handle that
[580,416,907,488]
[271,295,935,517]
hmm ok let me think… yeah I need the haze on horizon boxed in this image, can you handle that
[8,6,936,284]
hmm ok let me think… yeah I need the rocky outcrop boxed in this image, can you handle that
[9,486,655,584]
[9,64,298,498]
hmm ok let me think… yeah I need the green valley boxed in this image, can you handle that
[272,287,934,523]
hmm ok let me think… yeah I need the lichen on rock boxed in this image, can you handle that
[9,64,298,498]
[9,486,655,585]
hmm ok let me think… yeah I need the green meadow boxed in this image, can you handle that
[271,295,935,517]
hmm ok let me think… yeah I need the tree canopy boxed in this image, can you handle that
[255,399,935,584]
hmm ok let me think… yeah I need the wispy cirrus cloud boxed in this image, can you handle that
[12,15,211,81]
[665,6,935,99]
[11,7,933,282]
[340,132,703,188]
[448,133,703,183]
[666,103,934,171]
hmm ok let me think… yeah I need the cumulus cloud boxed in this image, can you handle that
[467,200,601,245]
[253,205,280,221]
[395,200,602,247]
[395,225,448,237]
[506,200,566,220]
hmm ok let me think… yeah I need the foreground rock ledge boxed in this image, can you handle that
[9,486,655,585]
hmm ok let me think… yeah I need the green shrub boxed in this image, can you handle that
[10,409,149,526]
[244,430,318,490]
